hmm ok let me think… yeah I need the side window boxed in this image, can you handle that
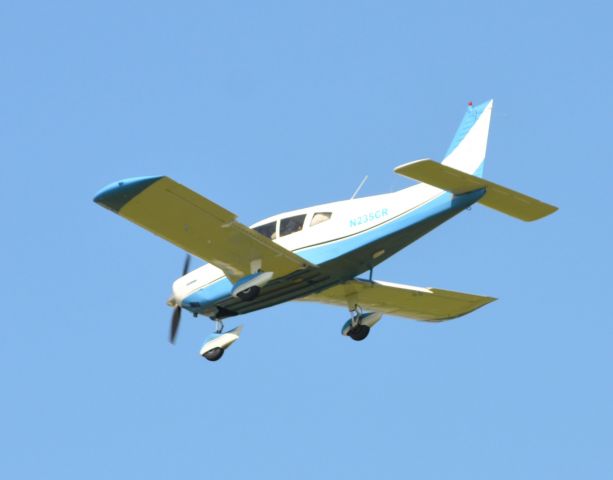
[310,212,332,227]
[253,221,277,240]
[280,214,306,237]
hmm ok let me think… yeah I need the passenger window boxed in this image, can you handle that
[280,214,306,237]
[253,221,277,240]
[310,212,332,227]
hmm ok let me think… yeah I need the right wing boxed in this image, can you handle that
[94,176,313,283]
[299,278,496,322]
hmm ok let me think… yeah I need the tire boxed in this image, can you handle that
[349,324,370,341]
[202,347,224,361]
[237,286,261,301]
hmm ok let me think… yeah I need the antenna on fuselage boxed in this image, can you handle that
[350,175,368,200]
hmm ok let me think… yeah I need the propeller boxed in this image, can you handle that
[169,254,191,344]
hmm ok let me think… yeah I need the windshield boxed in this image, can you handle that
[253,221,277,239]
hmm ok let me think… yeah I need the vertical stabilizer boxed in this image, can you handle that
[442,100,493,178]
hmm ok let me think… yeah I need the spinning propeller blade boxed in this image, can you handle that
[169,254,192,344]
[182,254,191,276]
[170,306,181,344]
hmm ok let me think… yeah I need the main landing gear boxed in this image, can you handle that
[348,306,370,341]
[236,286,260,302]
[349,323,370,341]
[341,306,382,341]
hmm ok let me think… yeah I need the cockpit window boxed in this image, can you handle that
[310,212,332,227]
[253,221,277,240]
[280,214,306,237]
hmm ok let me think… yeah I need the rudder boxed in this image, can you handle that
[442,100,493,178]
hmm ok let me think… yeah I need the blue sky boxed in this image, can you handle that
[1,1,611,478]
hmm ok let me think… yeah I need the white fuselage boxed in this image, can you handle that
[172,182,444,307]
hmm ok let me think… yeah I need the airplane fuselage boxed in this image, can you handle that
[173,182,485,319]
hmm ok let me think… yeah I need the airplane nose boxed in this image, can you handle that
[167,295,177,307]
[166,253,191,308]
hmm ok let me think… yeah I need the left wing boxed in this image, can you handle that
[94,176,313,282]
[298,279,495,321]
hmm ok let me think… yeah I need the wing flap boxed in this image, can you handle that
[299,279,495,322]
[94,176,311,282]
[394,159,558,221]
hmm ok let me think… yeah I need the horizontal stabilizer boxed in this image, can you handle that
[394,159,557,221]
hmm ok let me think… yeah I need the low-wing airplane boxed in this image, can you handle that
[94,100,557,361]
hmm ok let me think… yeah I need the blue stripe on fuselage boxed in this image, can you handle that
[296,190,480,264]
[183,276,233,310]
[182,189,485,315]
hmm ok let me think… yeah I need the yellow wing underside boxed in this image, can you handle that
[95,176,311,282]
[299,279,496,322]
[394,159,558,222]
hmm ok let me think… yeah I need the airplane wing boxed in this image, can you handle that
[298,278,495,321]
[94,176,313,283]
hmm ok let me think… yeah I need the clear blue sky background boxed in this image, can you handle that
[1,1,611,478]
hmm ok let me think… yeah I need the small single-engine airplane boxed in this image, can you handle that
[94,100,556,361]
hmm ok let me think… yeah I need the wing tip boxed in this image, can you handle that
[523,203,559,222]
[93,175,164,212]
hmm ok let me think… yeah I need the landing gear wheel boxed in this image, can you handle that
[237,286,261,301]
[349,324,370,341]
[202,347,224,361]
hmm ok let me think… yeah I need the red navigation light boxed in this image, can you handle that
[468,101,473,107]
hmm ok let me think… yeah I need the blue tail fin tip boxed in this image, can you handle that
[445,100,492,158]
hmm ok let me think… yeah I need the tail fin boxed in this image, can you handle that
[394,99,557,221]
[442,100,493,178]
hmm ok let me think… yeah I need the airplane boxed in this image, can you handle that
[94,100,557,361]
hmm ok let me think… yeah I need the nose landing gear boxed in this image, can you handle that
[199,321,243,362]
[202,347,224,361]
